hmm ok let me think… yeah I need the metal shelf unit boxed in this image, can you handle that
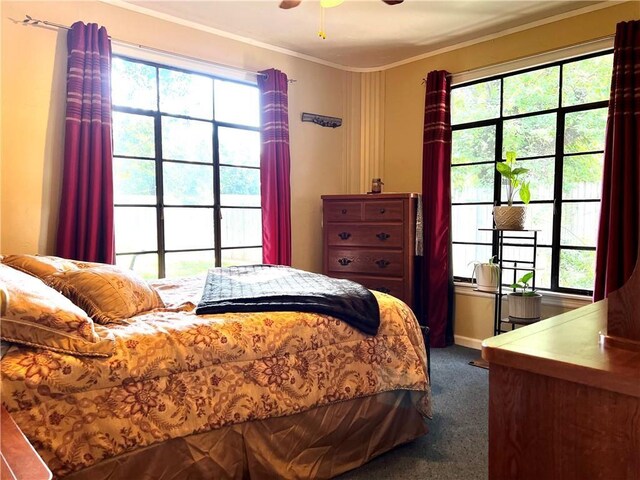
[479,228,540,335]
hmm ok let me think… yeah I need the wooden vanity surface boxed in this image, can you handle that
[1,406,51,480]
[482,299,640,479]
[483,299,640,397]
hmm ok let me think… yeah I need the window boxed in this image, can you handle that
[111,56,262,279]
[451,51,613,294]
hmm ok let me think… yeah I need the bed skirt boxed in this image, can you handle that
[63,390,428,480]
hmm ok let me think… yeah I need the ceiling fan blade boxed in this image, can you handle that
[381,0,404,4]
[279,0,302,8]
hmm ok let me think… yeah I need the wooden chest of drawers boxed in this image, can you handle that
[321,193,419,310]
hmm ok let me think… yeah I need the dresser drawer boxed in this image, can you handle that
[324,202,362,222]
[326,224,403,248]
[335,274,406,300]
[363,200,404,222]
[327,249,404,277]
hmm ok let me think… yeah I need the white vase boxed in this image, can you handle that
[472,263,500,293]
[508,292,542,320]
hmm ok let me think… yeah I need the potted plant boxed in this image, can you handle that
[508,271,542,321]
[470,256,500,293]
[494,151,531,230]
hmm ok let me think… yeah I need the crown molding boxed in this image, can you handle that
[101,0,624,73]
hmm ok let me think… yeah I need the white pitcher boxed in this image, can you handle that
[471,260,500,293]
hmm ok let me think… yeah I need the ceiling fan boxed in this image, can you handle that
[280,0,404,9]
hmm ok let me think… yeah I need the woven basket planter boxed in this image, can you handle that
[493,206,526,230]
[508,292,542,320]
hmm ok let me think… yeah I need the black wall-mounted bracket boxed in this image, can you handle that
[301,112,342,128]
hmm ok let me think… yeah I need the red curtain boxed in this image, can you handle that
[56,22,114,263]
[422,70,454,348]
[258,69,292,266]
[594,21,640,301]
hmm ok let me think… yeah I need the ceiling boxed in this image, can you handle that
[122,0,605,70]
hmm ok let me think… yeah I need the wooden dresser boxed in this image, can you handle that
[482,301,640,479]
[321,193,418,310]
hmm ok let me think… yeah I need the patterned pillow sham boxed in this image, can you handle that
[2,254,81,279]
[0,264,114,357]
[46,265,165,324]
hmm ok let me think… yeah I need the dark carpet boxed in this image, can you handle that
[338,345,488,480]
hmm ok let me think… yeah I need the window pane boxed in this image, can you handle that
[561,201,600,247]
[220,167,260,206]
[115,207,157,253]
[113,112,155,158]
[214,80,259,127]
[452,126,496,165]
[559,249,595,290]
[503,66,559,116]
[564,108,607,154]
[163,163,213,206]
[162,117,213,163]
[503,113,556,158]
[116,253,158,280]
[222,248,263,267]
[451,80,500,125]
[164,207,214,250]
[562,54,613,107]
[165,250,214,278]
[562,154,604,200]
[112,58,157,111]
[451,164,495,203]
[218,127,260,167]
[114,158,156,205]
[451,205,494,243]
[523,203,553,245]
[221,208,261,248]
[502,245,551,289]
[452,244,493,278]
[502,158,554,202]
[159,69,213,120]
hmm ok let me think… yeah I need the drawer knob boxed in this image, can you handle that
[338,232,352,240]
[375,259,390,268]
[378,287,391,294]
[379,208,386,214]
[376,232,390,241]
[341,209,347,214]
[337,257,353,266]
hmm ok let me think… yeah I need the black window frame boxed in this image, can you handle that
[112,55,262,278]
[451,49,613,296]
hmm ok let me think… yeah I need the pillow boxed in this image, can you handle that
[2,254,80,279]
[46,265,165,324]
[0,264,114,357]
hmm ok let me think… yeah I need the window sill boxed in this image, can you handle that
[454,282,592,310]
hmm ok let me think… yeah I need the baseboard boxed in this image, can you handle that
[454,335,483,350]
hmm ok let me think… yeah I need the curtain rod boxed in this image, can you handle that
[18,15,269,79]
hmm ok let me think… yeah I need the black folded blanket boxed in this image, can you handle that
[195,265,380,335]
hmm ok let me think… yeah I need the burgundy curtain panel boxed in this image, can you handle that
[258,69,292,266]
[422,70,454,347]
[594,21,640,301]
[56,22,115,263]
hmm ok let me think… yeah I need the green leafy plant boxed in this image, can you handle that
[509,271,536,296]
[496,151,531,206]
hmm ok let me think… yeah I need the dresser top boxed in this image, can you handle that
[321,193,419,201]
[482,300,640,398]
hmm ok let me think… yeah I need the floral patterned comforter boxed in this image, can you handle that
[1,276,431,477]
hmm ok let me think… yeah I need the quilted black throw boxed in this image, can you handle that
[196,265,380,335]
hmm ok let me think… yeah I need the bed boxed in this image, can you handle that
[0,255,431,479]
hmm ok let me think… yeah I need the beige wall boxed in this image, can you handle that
[382,1,640,345]
[1,0,351,273]
[3,1,639,345]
